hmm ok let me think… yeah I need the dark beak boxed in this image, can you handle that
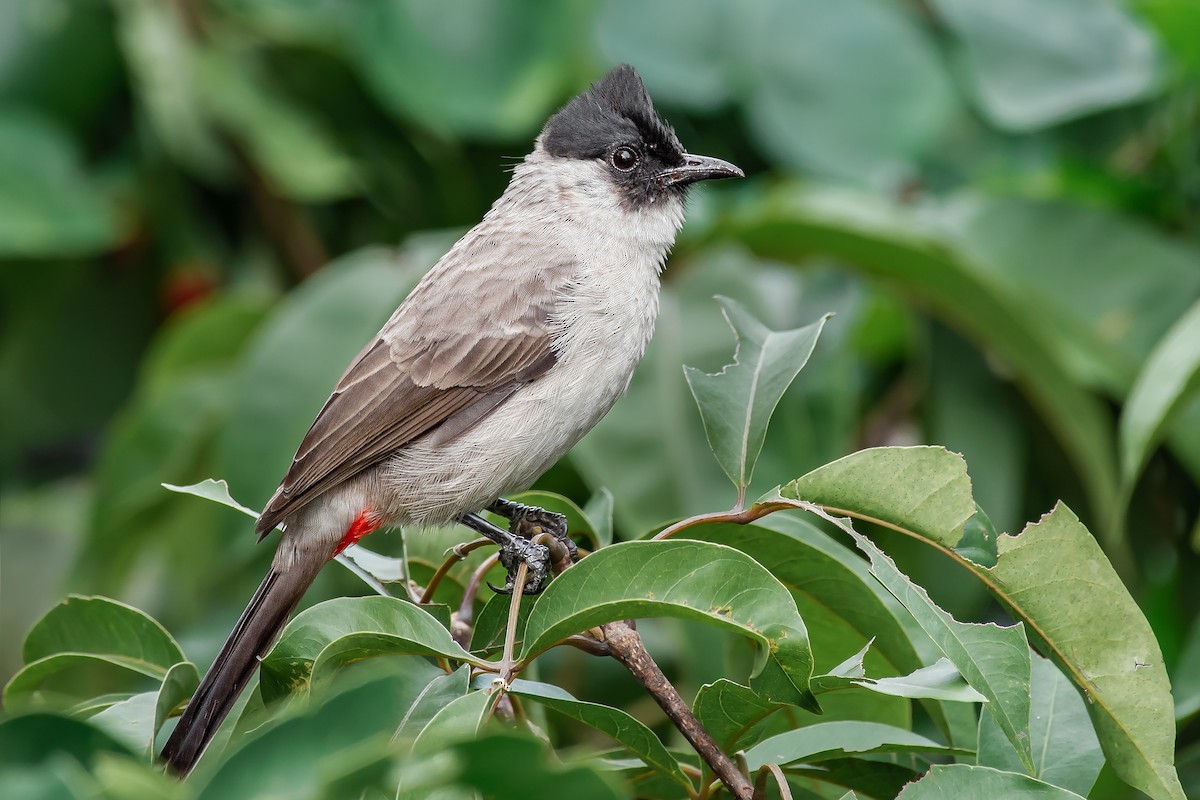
[657,153,744,187]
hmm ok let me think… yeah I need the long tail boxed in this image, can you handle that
[161,563,319,775]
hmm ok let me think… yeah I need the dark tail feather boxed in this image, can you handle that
[161,564,317,775]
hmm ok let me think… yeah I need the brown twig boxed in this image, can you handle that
[654,503,788,541]
[449,551,498,650]
[420,538,492,604]
[603,620,753,800]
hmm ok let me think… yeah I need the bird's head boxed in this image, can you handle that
[538,65,743,211]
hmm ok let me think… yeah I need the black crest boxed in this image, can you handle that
[542,65,684,165]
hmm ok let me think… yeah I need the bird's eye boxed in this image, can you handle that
[611,146,638,172]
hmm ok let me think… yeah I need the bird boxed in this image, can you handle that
[160,63,743,775]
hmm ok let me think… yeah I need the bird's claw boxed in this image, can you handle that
[493,537,551,595]
[506,506,578,563]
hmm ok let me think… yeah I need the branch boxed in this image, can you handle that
[603,620,753,800]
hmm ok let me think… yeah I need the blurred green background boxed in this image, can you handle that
[1,0,1199,791]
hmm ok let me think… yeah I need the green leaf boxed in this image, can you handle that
[259,596,481,702]
[112,0,229,179]
[451,732,626,800]
[782,446,977,550]
[692,679,778,752]
[693,517,964,738]
[785,446,1183,799]
[833,521,1034,772]
[162,478,261,520]
[470,591,533,657]
[92,754,189,800]
[743,721,970,771]
[504,678,690,790]
[347,0,574,138]
[1119,298,1200,489]
[199,669,432,800]
[723,187,1128,552]
[981,504,1185,800]
[853,658,987,703]
[518,540,816,710]
[89,662,198,757]
[218,247,427,509]
[154,661,200,750]
[739,0,958,180]
[163,477,399,595]
[0,713,135,767]
[0,111,119,257]
[896,764,1087,799]
[5,596,186,708]
[392,666,471,743]
[978,654,1104,797]
[582,488,615,549]
[195,46,359,201]
[684,298,829,506]
[930,0,1161,130]
[409,686,497,757]
[1175,614,1200,723]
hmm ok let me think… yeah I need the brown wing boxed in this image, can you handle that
[255,236,571,535]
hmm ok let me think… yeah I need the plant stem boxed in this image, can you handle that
[654,503,788,541]
[420,538,491,604]
[499,562,528,684]
[603,620,753,800]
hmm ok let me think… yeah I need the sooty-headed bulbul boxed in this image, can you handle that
[161,64,743,775]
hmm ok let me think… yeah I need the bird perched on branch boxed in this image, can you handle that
[161,64,742,775]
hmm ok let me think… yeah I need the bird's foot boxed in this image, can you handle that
[495,537,551,595]
[487,498,579,563]
[457,512,551,595]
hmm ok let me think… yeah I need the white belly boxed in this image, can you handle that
[379,260,661,524]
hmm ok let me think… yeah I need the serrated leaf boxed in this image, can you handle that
[897,764,1087,799]
[743,721,970,771]
[684,298,829,505]
[834,520,1033,771]
[502,678,690,790]
[259,596,481,702]
[518,540,816,710]
[781,446,1183,799]
[690,517,976,743]
[978,654,1104,797]
[780,446,977,550]
[981,505,1184,800]
[723,187,1130,551]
